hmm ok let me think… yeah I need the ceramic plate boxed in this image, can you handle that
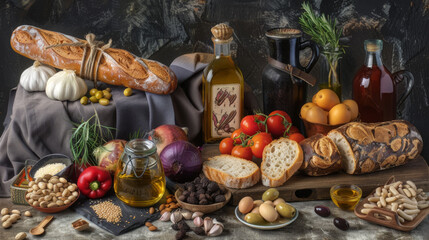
[235,205,299,230]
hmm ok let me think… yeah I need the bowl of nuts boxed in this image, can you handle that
[175,176,231,214]
[25,174,80,213]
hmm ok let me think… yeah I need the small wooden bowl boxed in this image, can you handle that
[354,176,429,231]
[301,114,360,137]
[25,191,80,214]
[175,187,231,214]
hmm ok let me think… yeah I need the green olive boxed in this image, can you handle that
[89,88,98,96]
[262,188,279,201]
[80,96,88,105]
[102,90,112,100]
[105,87,111,92]
[275,202,296,218]
[95,91,104,100]
[99,98,110,106]
[124,87,132,97]
[244,213,266,225]
[89,96,99,103]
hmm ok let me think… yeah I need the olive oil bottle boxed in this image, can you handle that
[202,23,244,143]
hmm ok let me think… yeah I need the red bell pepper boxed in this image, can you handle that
[77,166,112,199]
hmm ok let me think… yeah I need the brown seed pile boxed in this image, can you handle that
[91,200,123,223]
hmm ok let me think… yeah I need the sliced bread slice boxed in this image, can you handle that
[261,138,303,187]
[327,129,357,174]
[203,155,260,189]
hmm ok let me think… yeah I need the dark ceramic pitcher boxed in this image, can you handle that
[262,28,319,125]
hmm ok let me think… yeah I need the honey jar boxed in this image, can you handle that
[114,139,166,207]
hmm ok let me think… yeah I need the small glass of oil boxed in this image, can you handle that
[330,184,362,211]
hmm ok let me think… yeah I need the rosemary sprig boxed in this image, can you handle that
[299,2,345,54]
[70,110,115,166]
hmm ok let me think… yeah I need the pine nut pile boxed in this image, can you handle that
[90,200,123,223]
[360,180,429,223]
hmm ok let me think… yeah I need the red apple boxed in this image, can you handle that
[94,139,127,174]
[149,125,188,155]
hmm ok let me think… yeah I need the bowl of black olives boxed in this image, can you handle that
[175,176,231,214]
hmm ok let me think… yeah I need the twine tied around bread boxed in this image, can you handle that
[45,33,112,88]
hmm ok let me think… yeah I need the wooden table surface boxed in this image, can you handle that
[1,197,428,240]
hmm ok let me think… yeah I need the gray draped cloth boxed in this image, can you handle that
[0,53,258,197]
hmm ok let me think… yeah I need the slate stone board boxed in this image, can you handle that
[73,190,160,236]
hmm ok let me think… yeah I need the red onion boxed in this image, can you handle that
[160,141,202,183]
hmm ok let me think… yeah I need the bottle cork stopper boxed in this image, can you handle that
[211,23,234,41]
[366,43,379,52]
[365,39,383,52]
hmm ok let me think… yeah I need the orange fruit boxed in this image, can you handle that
[305,105,328,125]
[343,99,359,120]
[312,89,340,111]
[300,102,316,119]
[329,103,352,125]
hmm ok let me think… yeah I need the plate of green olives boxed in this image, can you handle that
[234,204,299,230]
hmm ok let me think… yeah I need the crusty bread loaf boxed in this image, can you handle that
[299,134,342,176]
[203,155,260,189]
[261,138,303,187]
[10,25,177,95]
[327,120,423,174]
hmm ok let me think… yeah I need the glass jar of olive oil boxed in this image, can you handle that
[114,139,166,207]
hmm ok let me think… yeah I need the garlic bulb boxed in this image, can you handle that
[45,69,88,101]
[20,61,56,92]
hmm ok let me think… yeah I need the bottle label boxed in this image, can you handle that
[211,84,241,138]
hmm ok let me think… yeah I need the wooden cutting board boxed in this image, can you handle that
[201,144,429,205]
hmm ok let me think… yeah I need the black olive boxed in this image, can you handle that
[175,230,187,240]
[177,220,190,232]
[171,223,179,231]
[191,227,205,236]
[215,195,226,203]
[334,217,349,231]
[178,195,186,202]
[314,205,331,217]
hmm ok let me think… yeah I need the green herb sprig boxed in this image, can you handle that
[70,110,115,166]
[299,2,345,54]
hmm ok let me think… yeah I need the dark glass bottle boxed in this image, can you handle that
[262,28,319,125]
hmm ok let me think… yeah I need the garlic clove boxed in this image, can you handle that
[181,210,192,220]
[193,216,204,227]
[170,211,183,224]
[204,217,213,234]
[159,211,171,222]
[192,211,204,219]
[212,218,224,228]
[207,224,224,237]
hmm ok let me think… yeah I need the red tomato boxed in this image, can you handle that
[231,145,253,160]
[289,133,305,143]
[231,129,244,144]
[250,132,273,158]
[240,115,266,136]
[267,110,292,138]
[288,126,300,135]
[219,138,234,154]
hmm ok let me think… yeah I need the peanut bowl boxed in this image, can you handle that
[25,190,80,213]
[175,187,231,214]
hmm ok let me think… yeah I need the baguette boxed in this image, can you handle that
[261,138,303,187]
[299,134,342,176]
[203,155,260,189]
[327,120,423,174]
[10,25,177,95]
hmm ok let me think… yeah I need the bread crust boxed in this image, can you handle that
[300,134,342,176]
[203,155,260,189]
[10,25,177,95]
[261,138,303,187]
[328,120,423,174]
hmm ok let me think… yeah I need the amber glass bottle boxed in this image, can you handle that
[202,24,244,143]
[352,40,395,122]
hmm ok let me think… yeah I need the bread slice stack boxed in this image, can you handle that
[203,155,260,189]
[261,138,303,187]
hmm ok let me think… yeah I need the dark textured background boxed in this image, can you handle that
[0,0,428,158]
